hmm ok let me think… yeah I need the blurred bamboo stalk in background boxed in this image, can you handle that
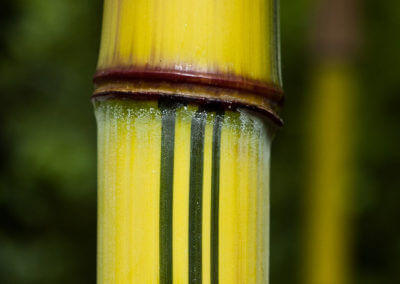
[93,0,283,283]
[305,63,355,284]
[304,0,360,283]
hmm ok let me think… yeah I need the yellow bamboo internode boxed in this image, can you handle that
[303,0,359,283]
[94,0,283,125]
[95,101,272,283]
[304,62,354,284]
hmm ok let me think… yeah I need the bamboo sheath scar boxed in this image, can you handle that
[93,0,282,283]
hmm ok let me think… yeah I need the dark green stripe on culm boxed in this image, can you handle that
[159,101,176,284]
[211,111,224,284]
[189,110,207,283]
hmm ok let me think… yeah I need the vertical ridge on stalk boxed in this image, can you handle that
[257,120,271,283]
[131,102,162,283]
[159,101,177,283]
[219,113,240,283]
[100,104,117,283]
[114,104,130,282]
[172,106,194,283]
[188,110,207,283]
[201,112,214,284]
[246,119,260,283]
[210,111,224,284]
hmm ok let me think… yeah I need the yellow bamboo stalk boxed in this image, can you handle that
[304,62,355,284]
[303,0,359,283]
[93,1,283,283]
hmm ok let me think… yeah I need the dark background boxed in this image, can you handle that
[0,0,399,283]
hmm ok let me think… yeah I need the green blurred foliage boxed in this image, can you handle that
[0,0,399,283]
[0,0,100,283]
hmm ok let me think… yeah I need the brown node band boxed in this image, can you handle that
[93,68,284,126]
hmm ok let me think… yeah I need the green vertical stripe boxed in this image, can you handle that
[160,101,176,284]
[211,111,224,284]
[189,110,207,283]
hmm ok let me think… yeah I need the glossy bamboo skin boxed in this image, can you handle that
[95,100,272,283]
[97,0,281,86]
[94,0,281,283]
